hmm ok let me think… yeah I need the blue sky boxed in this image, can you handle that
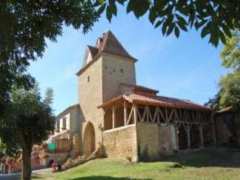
[29,8,227,115]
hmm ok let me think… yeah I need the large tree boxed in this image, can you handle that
[0,0,99,118]
[2,86,55,180]
[219,31,240,110]
[207,31,240,110]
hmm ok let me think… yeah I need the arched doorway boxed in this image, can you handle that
[83,122,95,156]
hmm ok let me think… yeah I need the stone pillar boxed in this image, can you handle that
[124,101,127,125]
[112,106,115,129]
[199,125,204,148]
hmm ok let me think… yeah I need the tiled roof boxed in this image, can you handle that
[77,31,136,76]
[120,83,159,94]
[88,45,98,57]
[99,31,136,60]
[99,92,211,111]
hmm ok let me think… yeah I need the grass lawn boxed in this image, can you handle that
[33,147,240,180]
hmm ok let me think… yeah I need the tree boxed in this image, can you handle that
[43,88,54,106]
[220,31,240,110]
[210,31,240,111]
[0,0,99,119]
[3,85,55,180]
[221,31,240,71]
[99,0,240,46]
[219,72,240,110]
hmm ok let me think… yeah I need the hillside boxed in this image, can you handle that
[33,148,240,180]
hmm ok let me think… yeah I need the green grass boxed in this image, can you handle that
[33,148,240,180]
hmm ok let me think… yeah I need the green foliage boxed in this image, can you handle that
[219,72,240,110]
[97,0,240,46]
[0,84,55,179]
[213,31,240,111]
[9,85,55,146]
[43,88,54,106]
[205,92,221,110]
[0,0,99,119]
[221,31,240,71]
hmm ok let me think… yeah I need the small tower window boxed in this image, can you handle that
[120,68,124,73]
[87,76,90,82]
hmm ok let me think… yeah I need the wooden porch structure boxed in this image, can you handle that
[101,97,214,150]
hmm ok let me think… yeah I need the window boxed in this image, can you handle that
[87,76,90,82]
[120,68,124,73]
[62,117,66,130]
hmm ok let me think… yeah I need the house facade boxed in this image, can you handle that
[52,31,215,161]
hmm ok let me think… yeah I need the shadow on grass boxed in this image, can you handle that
[161,147,240,168]
[32,175,42,179]
[70,176,151,180]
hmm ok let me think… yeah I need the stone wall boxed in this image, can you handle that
[137,122,176,161]
[102,53,136,102]
[215,112,240,145]
[103,125,138,162]
[78,57,104,147]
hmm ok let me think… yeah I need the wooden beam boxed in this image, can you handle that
[133,104,138,124]
[159,108,165,123]
[127,106,134,125]
[112,106,116,128]
[211,112,217,145]
[199,125,204,148]
[153,107,160,123]
[187,126,191,149]
[124,101,127,125]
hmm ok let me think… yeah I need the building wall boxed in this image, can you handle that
[137,122,177,161]
[59,113,70,132]
[78,57,104,146]
[55,105,81,134]
[78,53,136,149]
[102,53,136,101]
[103,125,138,162]
[70,106,81,133]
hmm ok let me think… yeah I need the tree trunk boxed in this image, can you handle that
[22,143,32,180]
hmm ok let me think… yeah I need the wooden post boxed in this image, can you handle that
[199,125,204,148]
[112,106,116,129]
[133,104,137,124]
[124,101,127,126]
[187,126,191,149]
[211,112,217,145]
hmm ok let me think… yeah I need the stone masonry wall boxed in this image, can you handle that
[78,57,104,147]
[103,125,138,162]
[137,122,176,161]
[102,53,136,102]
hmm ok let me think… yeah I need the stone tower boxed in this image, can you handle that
[76,31,137,154]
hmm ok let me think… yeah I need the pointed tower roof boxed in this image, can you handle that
[97,31,136,60]
[77,31,136,76]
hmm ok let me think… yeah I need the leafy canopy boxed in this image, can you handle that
[0,0,99,117]
[98,0,240,46]
[0,85,55,155]
[218,31,240,110]
[219,72,240,109]
[206,31,240,110]
[221,31,240,71]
